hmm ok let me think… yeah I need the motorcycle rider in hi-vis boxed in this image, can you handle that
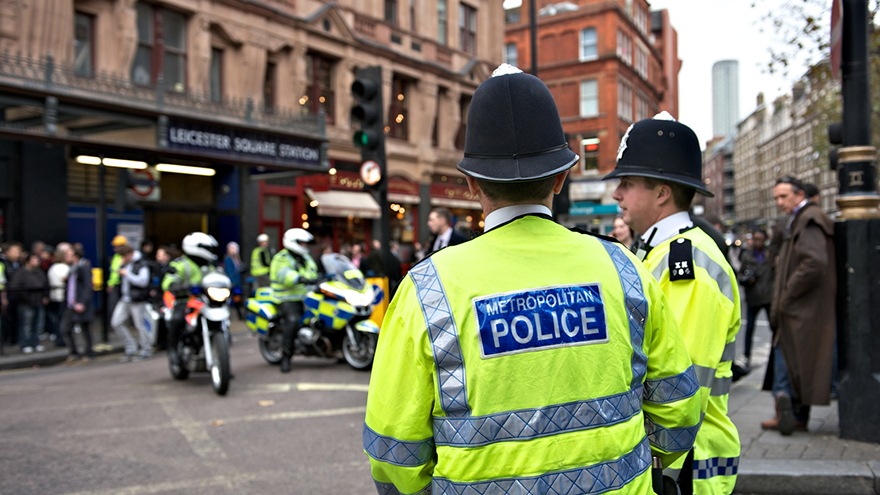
[163,232,212,366]
[270,228,318,373]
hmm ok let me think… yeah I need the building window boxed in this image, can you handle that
[504,42,518,67]
[460,4,476,55]
[455,94,471,150]
[505,3,521,24]
[618,80,633,121]
[73,12,94,77]
[385,0,398,25]
[438,0,447,45]
[388,76,409,141]
[635,91,649,121]
[635,46,648,79]
[264,61,276,112]
[616,29,631,65]
[581,137,600,173]
[579,28,597,62]
[634,2,648,34]
[305,53,335,125]
[131,3,187,92]
[433,87,447,147]
[580,79,598,117]
[410,0,416,31]
[209,48,223,102]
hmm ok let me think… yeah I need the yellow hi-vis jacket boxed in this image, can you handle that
[364,215,702,495]
[644,226,741,495]
[269,249,317,302]
[251,246,271,277]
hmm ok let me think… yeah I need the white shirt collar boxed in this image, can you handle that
[434,226,453,251]
[793,198,809,216]
[484,204,552,232]
[640,211,693,247]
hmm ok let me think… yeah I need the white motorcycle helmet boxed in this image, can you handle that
[282,228,313,257]
[182,232,219,262]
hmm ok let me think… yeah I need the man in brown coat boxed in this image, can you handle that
[765,176,836,435]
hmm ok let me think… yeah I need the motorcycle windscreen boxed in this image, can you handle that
[320,253,366,291]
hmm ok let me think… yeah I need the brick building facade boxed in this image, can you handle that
[504,0,680,234]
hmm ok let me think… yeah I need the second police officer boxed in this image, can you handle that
[363,65,702,495]
[251,233,273,289]
[270,228,318,373]
[606,113,742,494]
[163,232,216,366]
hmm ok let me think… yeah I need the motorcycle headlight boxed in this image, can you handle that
[206,287,231,302]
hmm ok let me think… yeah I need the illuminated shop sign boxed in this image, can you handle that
[166,120,321,168]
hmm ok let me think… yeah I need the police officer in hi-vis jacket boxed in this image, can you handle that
[607,113,742,495]
[363,65,702,495]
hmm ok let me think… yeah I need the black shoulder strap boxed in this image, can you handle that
[668,237,695,281]
[569,226,620,244]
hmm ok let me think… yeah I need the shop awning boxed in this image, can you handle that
[388,192,420,204]
[430,197,481,210]
[305,188,381,219]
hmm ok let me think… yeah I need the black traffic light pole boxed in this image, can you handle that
[351,66,393,283]
[835,0,880,443]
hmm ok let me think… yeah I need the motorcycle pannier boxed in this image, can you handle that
[246,288,277,336]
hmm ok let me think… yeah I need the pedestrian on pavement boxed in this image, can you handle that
[150,245,174,351]
[738,229,773,368]
[607,112,742,494]
[763,176,836,435]
[611,213,636,248]
[426,207,467,255]
[111,245,153,362]
[64,247,95,362]
[250,233,272,289]
[1,242,23,348]
[364,65,701,495]
[270,228,318,373]
[106,235,129,317]
[364,239,384,276]
[46,249,70,348]
[350,243,364,270]
[9,252,49,354]
[224,241,244,320]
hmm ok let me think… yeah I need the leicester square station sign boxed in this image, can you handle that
[166,119,321,168]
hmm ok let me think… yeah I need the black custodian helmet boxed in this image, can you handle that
[457,64,579,182]
[603,113,714,197]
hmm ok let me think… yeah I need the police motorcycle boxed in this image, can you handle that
[164,234,233,396]
[246,252,381,370]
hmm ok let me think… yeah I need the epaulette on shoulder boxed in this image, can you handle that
[569,226,621,245]
[668,237,695,281]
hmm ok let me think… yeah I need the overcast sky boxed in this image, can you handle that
[647,0,829,148]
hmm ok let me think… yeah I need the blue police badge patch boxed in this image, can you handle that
[472,283,608,359]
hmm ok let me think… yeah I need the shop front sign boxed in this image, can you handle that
[166,119,321,168]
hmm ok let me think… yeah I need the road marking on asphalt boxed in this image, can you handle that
[60,471,272,495]
[243,382,370,394]
[59,406,367,437]
[158,397,227,460]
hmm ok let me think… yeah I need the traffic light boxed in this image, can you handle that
[351,66,384,154]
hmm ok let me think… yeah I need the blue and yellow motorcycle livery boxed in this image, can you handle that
[246,253,381,370]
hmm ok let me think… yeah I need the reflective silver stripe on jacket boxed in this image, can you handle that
[409,259,470,417]
[374,481,431,495]
[600,240,648,388]
[431,437,652,495]
[433,386,643,447]
[645,416,702,453]
[644,365,700,404]
[721,341,736,362]
[710,376,732,396]
[363,424,435,467]
[693,364,716,390]
[651,245,735,304]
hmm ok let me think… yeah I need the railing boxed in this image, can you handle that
[0,51,321,135]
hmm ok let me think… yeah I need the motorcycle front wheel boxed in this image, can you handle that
[342,329,377,371]
[211,333,231,396]
[168,343,189,380]
[258,331,284,365]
